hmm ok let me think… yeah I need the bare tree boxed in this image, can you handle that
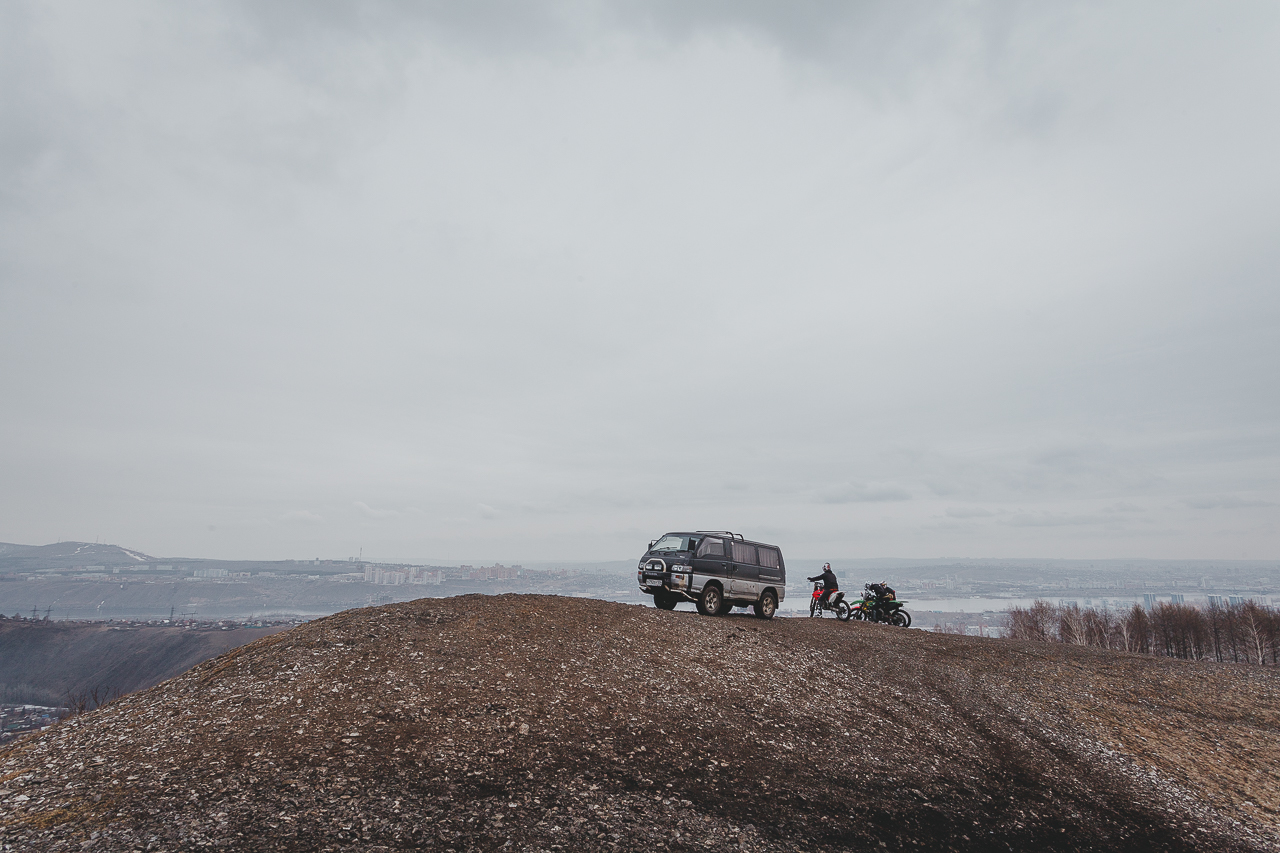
[1058,604,1089,646]
[62,685,122,720]
[1003,600,1279,667]
[1240,603,1269,665]
[1007,600,1056,641]
[1082,608,1116,649]
[1122,605,1152,655]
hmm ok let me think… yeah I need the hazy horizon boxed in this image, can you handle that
[4,539,1277,572]
[3,2,1277,562]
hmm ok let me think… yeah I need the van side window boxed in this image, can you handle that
[757,547,780,569]
[696,537,725,558]
[731,541,758,565]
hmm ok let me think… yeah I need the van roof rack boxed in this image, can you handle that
[695,530,745,540]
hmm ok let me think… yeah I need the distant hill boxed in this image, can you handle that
[0,618,289,706]
[0,542,155,572]
[1,595,1276,851]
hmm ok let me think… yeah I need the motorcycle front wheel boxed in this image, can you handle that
[809,599,818,617]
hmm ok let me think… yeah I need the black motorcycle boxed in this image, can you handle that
[863,584,912,628]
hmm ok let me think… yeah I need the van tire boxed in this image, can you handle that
[753,590,778,620]
[697,583,724,616]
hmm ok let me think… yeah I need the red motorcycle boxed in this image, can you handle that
[809,583,851,621]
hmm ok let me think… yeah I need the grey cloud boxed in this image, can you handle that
[227,1,941,67]
[946,507,998,519]
[1183,496,1275,510]
[354,502,402,520]
[233,0,583,56]
[1004,513,1113,528]
[1,2,1278,561]
[819,484,913,504]
[280,510,323,524]
[1009,443,1169,497]
[1103,503,1146,514]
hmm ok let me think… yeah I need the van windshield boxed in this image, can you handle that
[651,534,693,552]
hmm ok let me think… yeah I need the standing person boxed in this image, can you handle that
[808,563,839,609]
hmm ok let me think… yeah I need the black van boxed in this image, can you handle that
[637,531,786,619]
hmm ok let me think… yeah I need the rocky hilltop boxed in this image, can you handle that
[1,595,1278,852]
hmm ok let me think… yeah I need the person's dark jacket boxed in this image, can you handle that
[808,567,839,590]
[869,583,895,603]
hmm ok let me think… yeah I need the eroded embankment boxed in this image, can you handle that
[0,620,288,706]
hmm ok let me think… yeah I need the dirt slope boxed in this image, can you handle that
[1,594,1278,852]
[0,620,291,706]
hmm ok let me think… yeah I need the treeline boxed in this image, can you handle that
[1006,600,1280,665]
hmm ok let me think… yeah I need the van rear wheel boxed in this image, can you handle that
[753,590,777,620]
[697,583,724,616]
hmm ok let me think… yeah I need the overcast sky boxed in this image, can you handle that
[2,1,1278,563]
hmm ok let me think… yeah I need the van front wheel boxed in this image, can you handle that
[753,590,777,620]
[697,584,724,616]
[653,592,678,611]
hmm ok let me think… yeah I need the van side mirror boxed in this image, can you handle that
[649,540,656,549]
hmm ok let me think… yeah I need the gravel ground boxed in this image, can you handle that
[1,593,1278,852]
